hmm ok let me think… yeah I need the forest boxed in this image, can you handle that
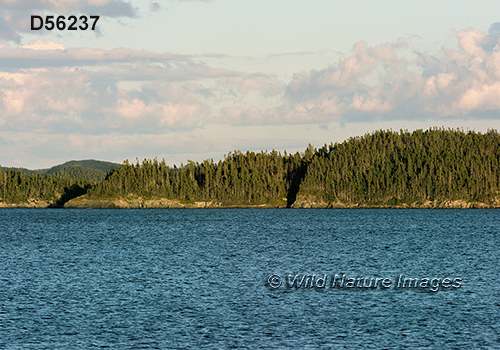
[1,128,499,207]
[0,169,89,206]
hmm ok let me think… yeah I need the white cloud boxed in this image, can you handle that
[0,42,190,66]
[0,41,257,135]
[20,39,64,50]
[220,25,500,125]
[3,24,500,136]
[3,17,500,169]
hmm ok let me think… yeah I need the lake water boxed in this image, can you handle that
[0,209,499,349]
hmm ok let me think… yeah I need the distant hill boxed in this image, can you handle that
[1,159,120,182]
[51,166,109,182]
[0,166,40,175]
[44,160,119,175]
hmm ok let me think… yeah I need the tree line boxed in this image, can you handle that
[0,169,89,205]
[298,128,500,204]
[87,149,306,206]
[1,128,499,206]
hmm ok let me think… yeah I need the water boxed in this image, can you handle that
[0,209,499,349]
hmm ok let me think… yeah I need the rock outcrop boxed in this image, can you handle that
[291,195,500,209]
[63,195,285,209]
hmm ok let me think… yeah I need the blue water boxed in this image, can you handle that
[0,209,499,349]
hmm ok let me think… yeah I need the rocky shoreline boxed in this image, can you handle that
[290,195,500,209]
[0,200,53,208]
[62,195,286,209]
[1,194,499,209]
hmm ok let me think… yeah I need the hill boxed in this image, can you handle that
[79,128,500,208]
[44,160,119,175]
[1,159,119,182]
[294,128,500,207]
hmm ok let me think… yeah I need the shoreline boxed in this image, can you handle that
[1,195,499,209]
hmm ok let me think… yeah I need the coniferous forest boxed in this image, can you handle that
[0,170,89,207]
[1,128,499,208]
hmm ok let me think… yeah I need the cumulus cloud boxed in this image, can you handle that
[3,20,500,154]
[20,39,65,50]
[0,39,258,136]
[0,65,214,134]
[221,24,500,126]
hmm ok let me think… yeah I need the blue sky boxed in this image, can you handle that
[1,0,500,168]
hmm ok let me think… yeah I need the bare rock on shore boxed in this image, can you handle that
[0,199,52,208]
[291,194,331,208]
[63,195,224,209]
[291,194,500,209]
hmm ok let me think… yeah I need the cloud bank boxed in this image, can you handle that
[2,24,500,139]
[0,39,277,135]
[1,1,500,168]
[224,23,500,125]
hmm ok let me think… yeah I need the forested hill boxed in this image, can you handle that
[82,128,500,208]
[1,128,499,208]
[1,160,119,182]
[295,128,500,207]
[44,160,119,174]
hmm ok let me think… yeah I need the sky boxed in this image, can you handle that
[1,0,500,169]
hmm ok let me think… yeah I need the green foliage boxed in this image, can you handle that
[2,159,119,182]
[45,160,119,174]
[2,129,499,206]
[0,168,90,205]
[298,128,500,204]
[53,166,107,182]
[88,152,300,205]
